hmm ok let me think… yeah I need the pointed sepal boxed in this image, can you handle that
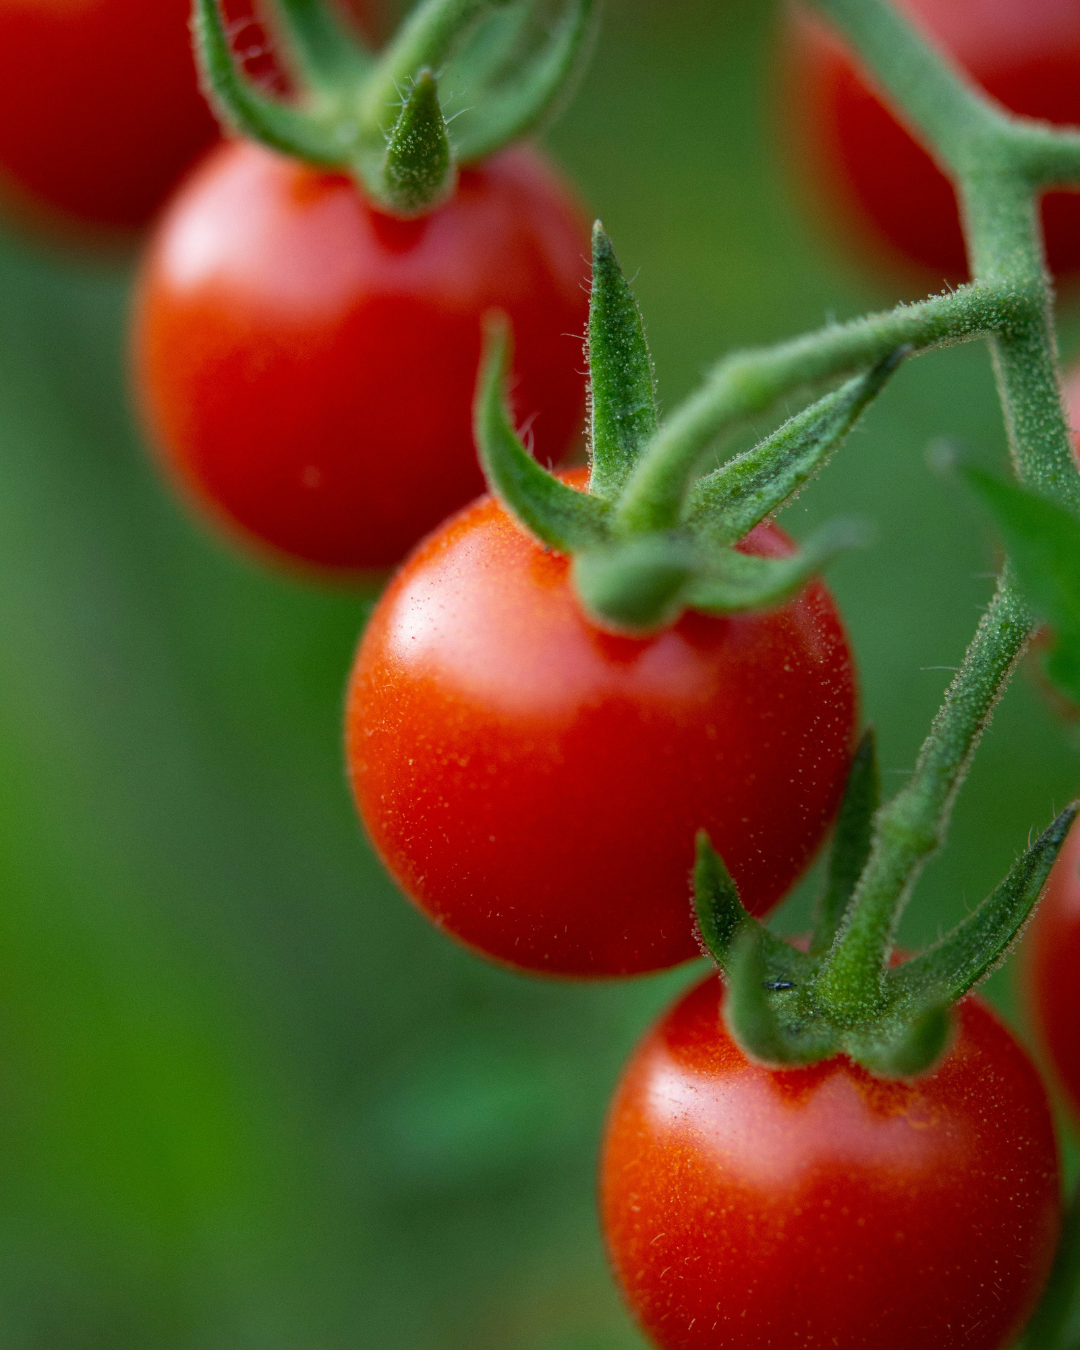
[724,927,840,1068]
[379,69,457,216]
[192,0,344,163]
[811,729,881,956]
[684,518,870,615]
[885,804,1078,1007]
[474,316,610,552]
[685,349,907,547]
[694,832,813,978]
[846,1001,953,1079]
[444,0,598,163]
[587,223,659,501]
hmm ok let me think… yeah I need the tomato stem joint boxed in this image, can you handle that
[695,728,1077,1077]
[475,222,903,635]
[193,0,596,217]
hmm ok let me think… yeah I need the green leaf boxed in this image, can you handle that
[693,833,812,978]
[586,223,659,501]
[380,70,456,216]
[964,466,1080,705]
[473,317,610,553]
[810,729,881,956]
[884,804,1077,1007]
[685,349,906,547]
[683,517,869,614]
[192,0,345,164]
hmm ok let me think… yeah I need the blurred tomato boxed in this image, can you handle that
[0,0,378,240]
[783,0,1080,285]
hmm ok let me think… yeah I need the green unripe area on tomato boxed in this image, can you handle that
[132,140,589,575]
[602,973,1060,1350]
[346,471,858,977]
[784,0,1080,285]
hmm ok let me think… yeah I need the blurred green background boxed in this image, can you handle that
[0,0,1077,1345]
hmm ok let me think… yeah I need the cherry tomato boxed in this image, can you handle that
[1025,817,1080,1118]
[784,0,1080,285]
[346,474,858,976]
[601,973,1060,1350]
[133,140,589,574]
[0,0,379,240]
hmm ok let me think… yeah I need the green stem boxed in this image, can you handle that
[267,0,370,87]
[815,577,1032,1020]
[615,284,1007,533]
[807,2,1080,1021]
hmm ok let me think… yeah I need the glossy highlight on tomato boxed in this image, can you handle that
[346,476,858,976]
[1026,816,1080,1117]
[133,140,589,574]
[601,973,1060,1350]
[784,0,1080,285]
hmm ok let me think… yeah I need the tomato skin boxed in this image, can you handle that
[785,0,1080,284]
[1026,819,1080,1118]
[601,974,1060,1350]
[133,140,589,575]
[0,0,218,236]
[346,478,858,976]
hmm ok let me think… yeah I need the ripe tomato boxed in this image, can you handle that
[0,0,379,240]
[133,140,589,574]
[0,0,218,237]
[346,475,858,976]
[1025,817,1080,1117]
[784,0,1080,285]
[601,973,1060,1350]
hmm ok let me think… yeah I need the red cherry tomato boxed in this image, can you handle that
[0,0,378,240]
[0,0,218,237]
[1026,817,1080,1116]
[133,140,589,574]
[601,973,1060,1350]
[346,475,858,976]
[784,0,1080,285]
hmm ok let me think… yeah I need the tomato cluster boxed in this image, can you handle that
[7,0,1072,1345]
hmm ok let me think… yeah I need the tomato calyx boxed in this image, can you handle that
[193,0,596,217]
[476,221,905,635]
[694,728,1077,1077]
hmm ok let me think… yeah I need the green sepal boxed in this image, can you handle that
[379,70,456,216]
[685,349,907,548]
[694,833,812,980]
[684,517,870,615]
[810,729,881,956]
[724,927,841,1068]
[474,317,611,552]
[885,804,1077,1007]
[193,0,345,164]
[845,1001,953,1079]
[266,0,372,87]
[587,223,659,502]
[572,535,695,634]
[964,467,1080,705]
[448,0,598,163]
